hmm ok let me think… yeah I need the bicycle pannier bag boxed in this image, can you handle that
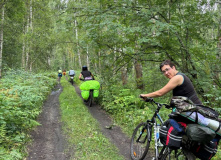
[93,90,99,98]
[190,139,219,160]
[81,90,89,100]
[159,119,186,149]
[186,124,216,144]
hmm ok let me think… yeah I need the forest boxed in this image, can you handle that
[0,0,221,159]
[1,0,221,105]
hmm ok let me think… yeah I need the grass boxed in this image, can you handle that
[59,77,124,160]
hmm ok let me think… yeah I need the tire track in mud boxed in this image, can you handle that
[27,84,71,160]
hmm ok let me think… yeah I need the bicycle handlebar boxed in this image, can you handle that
[140,95,153,102]
[140,95,171,109]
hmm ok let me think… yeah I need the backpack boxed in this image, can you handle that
[170,96,219,120]
[58,73,62,77]
[69,70,75,76]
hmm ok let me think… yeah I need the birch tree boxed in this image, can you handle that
[0,4,4,78]
[74,12,82,68]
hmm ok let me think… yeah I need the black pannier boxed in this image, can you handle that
[159,119,186,149]
[190,139,219,160]
[182,130,221,160]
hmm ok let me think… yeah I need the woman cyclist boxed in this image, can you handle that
[79,66,94,81]
[140,59,202,105]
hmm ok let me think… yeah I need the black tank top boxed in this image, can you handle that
[81,71,92,79]
[173,72,202,104]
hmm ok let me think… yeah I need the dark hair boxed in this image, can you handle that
[159,60,175,71]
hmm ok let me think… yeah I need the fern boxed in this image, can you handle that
[0,124,7,144]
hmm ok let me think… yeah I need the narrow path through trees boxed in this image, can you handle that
[27,84,71,160]
[27,82,153,160]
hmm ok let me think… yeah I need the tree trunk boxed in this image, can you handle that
[121,66,128,85]
[86,44,90,69]
[29,0,33,71]
[134,59,144,89]
[218,3,221,62]
[214,2,221,88]
[98,51,101,75]
[74,13,82,68]
[22,29,26,69]
[25,0,32,71]
[0,5,4,78]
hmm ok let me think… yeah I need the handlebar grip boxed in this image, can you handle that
[140,95,145,99]
[145,98,153,102]
[140,95,153,102]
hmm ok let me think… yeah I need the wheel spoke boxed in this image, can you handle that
[130,123,150,160]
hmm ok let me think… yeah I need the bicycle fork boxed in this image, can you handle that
[154,114,164,160]
[154,122,160,159]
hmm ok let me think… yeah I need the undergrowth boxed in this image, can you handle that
[0,70,57,159]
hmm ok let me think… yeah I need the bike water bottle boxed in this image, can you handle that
[156,124,161,140]
[156,124,163,146]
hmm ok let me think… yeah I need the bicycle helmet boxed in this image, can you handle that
[82,65,88,71]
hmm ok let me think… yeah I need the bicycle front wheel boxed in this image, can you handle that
[130,122,151,160]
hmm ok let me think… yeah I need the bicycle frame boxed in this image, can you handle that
[146,102,164,159]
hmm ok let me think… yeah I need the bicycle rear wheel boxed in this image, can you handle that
[130,122,151,160]
[70,79,73,85]
[158,146,170,160]
[88,90,93,107]
[177,149,195,160]
[158,147,195,160]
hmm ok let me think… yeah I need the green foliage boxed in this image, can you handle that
[0,69,57,159]
[99,83,170,136]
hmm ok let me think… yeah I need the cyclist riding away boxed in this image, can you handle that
[69,69,75,77]
[69,69,75,85]
[58,69,62,82]
[79,66,94,81]
[63,69,66,76]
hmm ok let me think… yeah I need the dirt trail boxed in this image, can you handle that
[73,84,153,160]
[27,82,153,160]
[74,84,132,159]
[27,84,71,160]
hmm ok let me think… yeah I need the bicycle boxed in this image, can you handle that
[69,75,74,85]
[130,97,195,160]
[80,78,94,107]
